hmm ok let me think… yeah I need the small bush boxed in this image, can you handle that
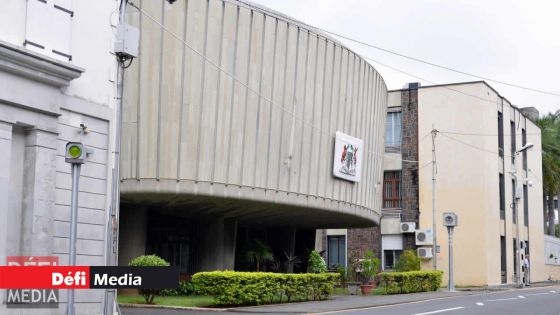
[378,270,443,294]
[128,255,170,304]
[308,250,327,273]
[395,250,421,272]
[192,271,339,305]
[159,280,197,296]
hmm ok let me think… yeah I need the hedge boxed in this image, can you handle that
[192,271,339,305]
[378,270,443,294]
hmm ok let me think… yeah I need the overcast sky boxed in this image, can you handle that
[249,0,560,116]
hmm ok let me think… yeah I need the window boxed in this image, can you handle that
[383,171,401,208]
[510,121,516,164]
[555,199,559,210]
[498,112,504,157]
[513,238,518,277]
[512,179,517,224]
[522,128,527,171]
[24,0,73,61]
[327,235,346,269]
[499,173,505,218]
[383,250,402,270]
[385,112,402,148]
[523,184,528,227]
[500,236,506,284]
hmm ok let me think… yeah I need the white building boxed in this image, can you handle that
[0,0,119,313]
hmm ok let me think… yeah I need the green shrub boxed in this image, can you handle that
[308,250,327,273]
[395,250,421,272]
[378,270,443,294]
[128,255,170,304]
[159,280,197,296]
[192,271,339,305]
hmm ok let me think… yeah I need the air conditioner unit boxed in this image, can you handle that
[415,229,433,246]
[400,222,416,233]
[417,247,433,259]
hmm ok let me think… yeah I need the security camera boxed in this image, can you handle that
[80,123,90,134]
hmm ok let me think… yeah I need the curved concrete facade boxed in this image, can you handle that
[121,0,387,228]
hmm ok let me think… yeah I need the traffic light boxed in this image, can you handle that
[65,142,86,164]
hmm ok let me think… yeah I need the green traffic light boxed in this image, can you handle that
[68,145,82,158]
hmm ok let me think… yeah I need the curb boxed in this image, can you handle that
[119,303,228,312]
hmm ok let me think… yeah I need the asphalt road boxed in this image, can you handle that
[319,286,560,315]
[121,285,560,315]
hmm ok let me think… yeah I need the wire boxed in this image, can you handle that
[439,130,541,137]
[128,2,421,165]
[302,25,560,97]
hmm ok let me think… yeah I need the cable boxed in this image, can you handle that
[301,25,560,97]
[128,2,421,165]
[439,130,542,137]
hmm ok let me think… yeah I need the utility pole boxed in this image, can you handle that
[104,0,136,313]
[512,142,533,288]
[431,127,438,270]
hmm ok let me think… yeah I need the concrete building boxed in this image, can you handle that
[118,0,388,273]
[0,0,119,313]
[377,81,560,286]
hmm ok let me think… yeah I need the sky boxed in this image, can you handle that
[249,0,560,116]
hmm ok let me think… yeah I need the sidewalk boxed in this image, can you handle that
[228,290,478,313]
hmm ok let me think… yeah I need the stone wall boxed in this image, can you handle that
[400,87,419,250]
[347,227,381,262]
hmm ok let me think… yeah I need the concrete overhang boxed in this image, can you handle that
[120,179,379,229]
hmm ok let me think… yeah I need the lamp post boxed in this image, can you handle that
[513,142,533,288]
[64,142,87,315]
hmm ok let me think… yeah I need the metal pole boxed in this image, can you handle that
[447,226,454,291]
[66,163,81,315]
[514,172,521,287]
[432,127,437,270]
[104,1,127,314]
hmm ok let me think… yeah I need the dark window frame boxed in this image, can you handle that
[522,128,527,171]
[327,235,346,269]
[498,112,504,158]
[512,179,517,224]
[523,184,529,226]
[499,173,505,219]
[383,171,401,208]
[510,121,516,164]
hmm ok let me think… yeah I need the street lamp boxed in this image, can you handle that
[64,142,86,315]
[513,142,533,288]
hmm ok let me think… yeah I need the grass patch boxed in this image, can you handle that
[117,295,214,308]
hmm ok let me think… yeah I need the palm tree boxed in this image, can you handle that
[538,111,560,235]
[245,239,274,272]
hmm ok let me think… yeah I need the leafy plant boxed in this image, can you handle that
[245,239,275,272]
[192,271,339,305]
[335,264,347,285]
[270,251,302,273]
[159,280,197,296]
[360,250,380,284]
[395,249,421,272]
[307,250,327,273]
[128,255,170,304]
[378,270,443,294]
[538,111,560,235]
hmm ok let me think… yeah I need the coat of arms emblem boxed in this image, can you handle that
[340,144,358,176]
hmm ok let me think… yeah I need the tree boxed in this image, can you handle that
[245,239,274,272]
[537,111,560,236]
